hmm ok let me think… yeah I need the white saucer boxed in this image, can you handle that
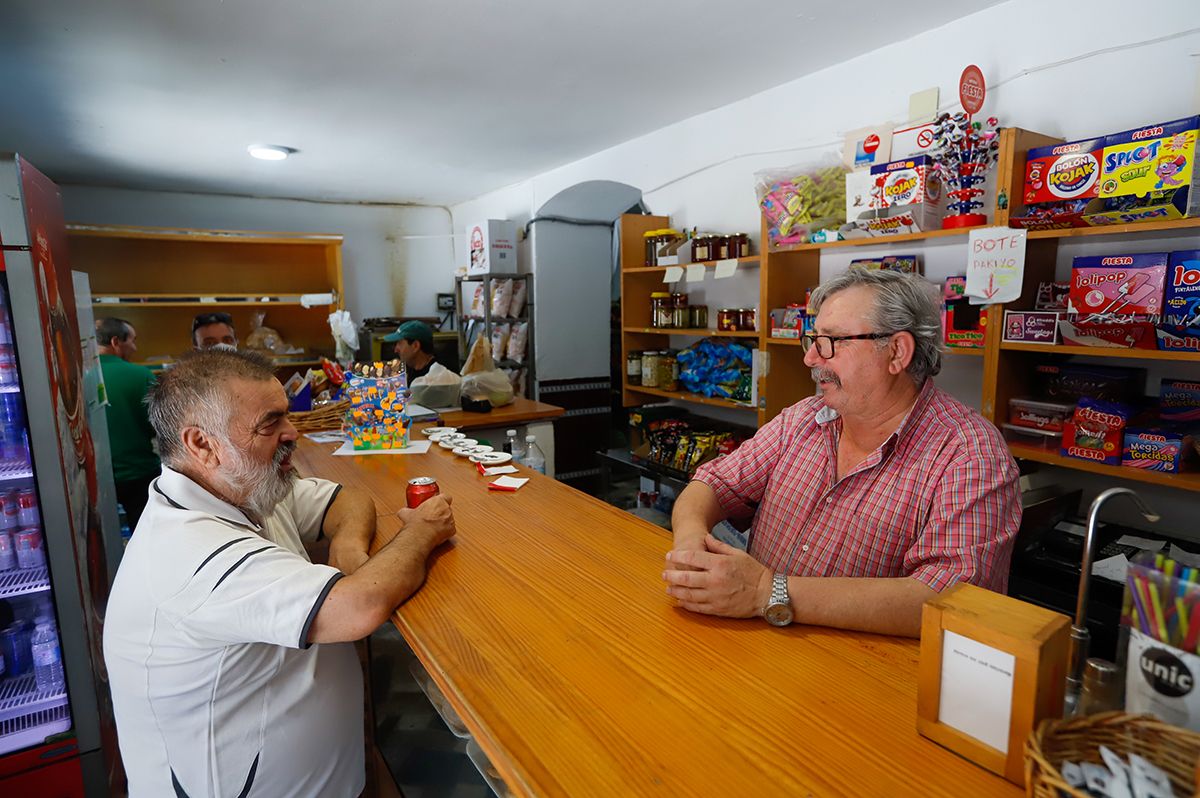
[423,427,456,437]
[470,445,494,454]
[451,446,476,457]
[455,438,478,448]
[471,451,513,465]
[438,440,458,449]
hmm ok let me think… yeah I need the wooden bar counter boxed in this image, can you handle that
[294,436,1021,797]
[437,397,564,431]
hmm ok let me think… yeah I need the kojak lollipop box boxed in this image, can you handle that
[845,156,942,237]
[1010,137,1104,230]
[1066,252,1167,317]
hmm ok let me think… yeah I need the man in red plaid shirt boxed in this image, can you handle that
[662,269,1020,637]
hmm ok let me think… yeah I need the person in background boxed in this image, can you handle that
[104,348,456,797]
[383,320,437,380]
[95,317,159,528]
[192,311,238,350]
[662,269,1021,637]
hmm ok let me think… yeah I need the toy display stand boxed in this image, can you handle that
[943,213,988,229]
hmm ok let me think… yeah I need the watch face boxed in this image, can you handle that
[764,603,793,627]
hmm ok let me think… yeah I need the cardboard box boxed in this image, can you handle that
[1009,138,1104,230]
[1122,427,1197,473]
[1086,115,1200,226]
[1058,318,1158,349]
[849,255,921,275]
[944,277,986,348]
[844,169,874,224]
[1165,250,1200,326]
[1160,378,1200,422]
[467,219,518,276]
[1002,311,1060,344]
[1157,323,1200,352]
[1067,252,1168,316]
[843,156,942,237]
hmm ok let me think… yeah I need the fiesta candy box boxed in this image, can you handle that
[1122,427,1197,473]
[1087,115,1200,226]
[1067,252,1167,317]
[1010,137,1104,230]
[344,370,410,450]
[1058,317,1158,350]
[843,156,942,237]
[1061,398,1133,465]
[1160,378,1200,422]
[1164,250,1200,326]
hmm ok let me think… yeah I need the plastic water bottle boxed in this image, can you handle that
[31,622,64,693]
[504,429,525,463]
[523,435,546,475]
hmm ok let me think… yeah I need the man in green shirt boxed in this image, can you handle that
[96,318,160,529]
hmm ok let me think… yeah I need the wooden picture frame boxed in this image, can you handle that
[917,583,1070,784]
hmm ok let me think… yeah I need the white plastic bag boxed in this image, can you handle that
[409,362,462,408]
[507,322,528,363]
[461,368,515,408]
[327,310,359,362]
[509,280,528,318]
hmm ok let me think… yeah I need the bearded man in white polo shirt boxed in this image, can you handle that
[103,349,455,797]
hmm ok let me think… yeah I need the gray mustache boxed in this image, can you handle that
[274,441,297,465]
[811,368,841,386]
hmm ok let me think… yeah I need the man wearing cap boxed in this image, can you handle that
[383,320,438,380]
[192,312,238,350]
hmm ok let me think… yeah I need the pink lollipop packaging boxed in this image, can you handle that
[1068,252,1167,317]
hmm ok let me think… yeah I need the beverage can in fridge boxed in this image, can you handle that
[0,491,17,530]
[0,345,15,387]
[14,526,45,569]
[0,529,14,570]
[17,489,39,527]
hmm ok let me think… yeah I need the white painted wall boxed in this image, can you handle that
[450,0,1200,530]
[60,185,455,323]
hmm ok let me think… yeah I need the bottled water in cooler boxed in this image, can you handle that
[31,622,64,693]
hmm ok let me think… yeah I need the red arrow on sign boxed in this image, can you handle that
[982,273,998,298]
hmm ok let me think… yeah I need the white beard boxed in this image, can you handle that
[222,440,298,520]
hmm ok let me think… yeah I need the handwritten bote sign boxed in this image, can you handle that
[965,227,1027,305]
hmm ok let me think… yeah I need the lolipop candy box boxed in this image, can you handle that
[1067,252,1167,316]
[1122,427,1195,473]
[1164,250,1200,327]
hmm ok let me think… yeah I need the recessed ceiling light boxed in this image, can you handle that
[247,144,296,161]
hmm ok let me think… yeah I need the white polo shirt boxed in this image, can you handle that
[103,467,364,798]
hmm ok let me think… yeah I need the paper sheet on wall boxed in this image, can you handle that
[966,227,1026,305]
[332,440,431,456]
[685,264,706,283]
[662,266,684,283]
[938,630,1015,754]
[713,259,739,279]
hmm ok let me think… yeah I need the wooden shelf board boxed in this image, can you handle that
[139,358,324,369]
[779,226,985,252]
[999,342,1200,362]
[1026,217,1200,241]
[1009,442,1200,493]
[946,347,986,357]
[94,300,319,308]
[67,224,342,245]
[623,256,760,274]
[766,337,804,346]
[623,327,759,338]
[625,384,756,411]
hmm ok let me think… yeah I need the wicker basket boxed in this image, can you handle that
[289,400,348,433]
[1026,711,1200,797]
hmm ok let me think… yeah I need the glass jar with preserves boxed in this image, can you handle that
[689,305,708,329]
[651,292,673,328]
[717,308,739,332]
[693,235,711,262]
[671,291,688,308]
[626,351,642,386]
[715,236,731,260]
[739,309,757,331]
[643,231,659,267]
[641,351,660,388]
[672,306,690,329]
[658,352,678,392]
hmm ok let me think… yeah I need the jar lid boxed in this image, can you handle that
[651,292,671,298]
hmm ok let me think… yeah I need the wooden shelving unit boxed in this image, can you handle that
[618,127,1200,493]
[68,224,343,375]
[623,326,759,338]
[625,384,756,412]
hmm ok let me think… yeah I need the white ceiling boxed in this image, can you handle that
[0,0,1006,207]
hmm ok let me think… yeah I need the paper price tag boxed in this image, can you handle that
[662,266,684,283]
[713,259,738,279]
[685,264,706,283]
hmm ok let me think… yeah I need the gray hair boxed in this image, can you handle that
[807,269,943,385]
[147,349,277,467]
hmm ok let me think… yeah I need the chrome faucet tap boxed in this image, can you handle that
[1065,487,1159,716]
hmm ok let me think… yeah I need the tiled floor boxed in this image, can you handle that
[369,624,493,798]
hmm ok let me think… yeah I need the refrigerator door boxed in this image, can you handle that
[0,154,119,794]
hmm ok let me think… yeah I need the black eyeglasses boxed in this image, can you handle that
[192,312,234,332]
[800,332,896,359]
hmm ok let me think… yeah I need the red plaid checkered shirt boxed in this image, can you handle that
[693,380,1021,592]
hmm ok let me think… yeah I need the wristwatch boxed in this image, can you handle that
[762,573,793,627]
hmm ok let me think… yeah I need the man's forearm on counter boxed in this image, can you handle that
[671,481,727,549]
[786,576,936,638]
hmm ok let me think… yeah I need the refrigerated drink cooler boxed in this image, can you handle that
[0,154,124,796]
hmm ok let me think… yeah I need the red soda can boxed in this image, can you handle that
[406,477,440,509]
